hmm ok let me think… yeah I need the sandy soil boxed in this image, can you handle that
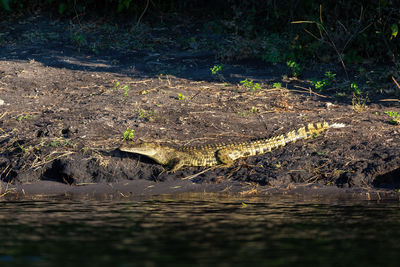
[1,15,400,199]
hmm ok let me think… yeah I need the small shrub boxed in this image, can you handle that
[352,92,368,113]
[385,111,400,125]
[210,64,223,75]
[240,79,261,91]
[122,85,130,96]
[350,83,360,95]
[286,60,302,77]
[48,137,71,147]
[113,81,130,96]
[16,114,34,121]
[273,82,282,89]
[310,71,337,91]
[123,128,135,141]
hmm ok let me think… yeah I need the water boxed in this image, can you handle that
[1,194,400,266]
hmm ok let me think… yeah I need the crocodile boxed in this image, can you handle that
[119,122,345,172]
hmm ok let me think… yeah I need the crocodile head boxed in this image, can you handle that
[119,141,178,165]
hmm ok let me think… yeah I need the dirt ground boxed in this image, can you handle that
[1,14,400,198]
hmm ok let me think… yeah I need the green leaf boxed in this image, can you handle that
[390,24,398,40]
[351,83,360,95]
[123,128,135,140]
[178,93,185,100]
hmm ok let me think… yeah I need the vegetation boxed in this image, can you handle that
[250,106,258,113]
[0,1,399,99]
[71,32,86,52]
[122,85,130,97]
[16,114,35,121]
[210,64,223,75]
[136,109,157,122]
[385,111,400,125]
[123,128,135,141]
[350,83,360,95]
[311,71,336,91]
[113,81,130,97]
[352,92,369,113]
[240,79,261,91]
[178,93,185,101]
[48,137,71,147]
[286,60,302,77]
[272,82,282,89]
[0,1,397,65]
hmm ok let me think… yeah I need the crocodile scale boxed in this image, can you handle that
[119,122,345,172]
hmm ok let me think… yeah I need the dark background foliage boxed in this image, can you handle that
[1,0,399,64]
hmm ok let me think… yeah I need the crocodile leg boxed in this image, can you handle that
[215,149,235,167]
[168,158,186,173]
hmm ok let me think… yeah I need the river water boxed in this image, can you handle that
[1,194,400,266]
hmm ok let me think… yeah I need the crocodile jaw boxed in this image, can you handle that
[119,142,175,165]
[120,144,158,156]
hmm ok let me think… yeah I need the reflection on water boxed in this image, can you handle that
[1,194,400,266]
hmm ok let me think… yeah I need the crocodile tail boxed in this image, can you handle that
[218,121,345,162]
[284,121,345,144]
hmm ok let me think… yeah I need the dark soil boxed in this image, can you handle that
[1,14,400,198]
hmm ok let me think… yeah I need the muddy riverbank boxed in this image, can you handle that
[1,15,400,199]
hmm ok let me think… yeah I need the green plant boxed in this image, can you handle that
[273,82,282,89]
[311,80,328,90]
[210,64,223,75]
[178,93,185,100]
[240,79,261,91]
[352,92,369,113]
[113,81,130,96]
[324,71,336,80]
[136,109,157,121]
[123,128,135,140]
[390,23,398,40]
[122,85,130,96]
[350,83,360,95]
[16,114,34,121]
[48,137,71,147]
[240,79,252,89]
[72,32,86,51]
[137,109,146,118]
[286,60,302,77]
[237,111,249,117]
[250,106,258,113]
[253,83,261,90]
[14,142,33,154]
[310,71,336,90]
[385,111,400,125]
